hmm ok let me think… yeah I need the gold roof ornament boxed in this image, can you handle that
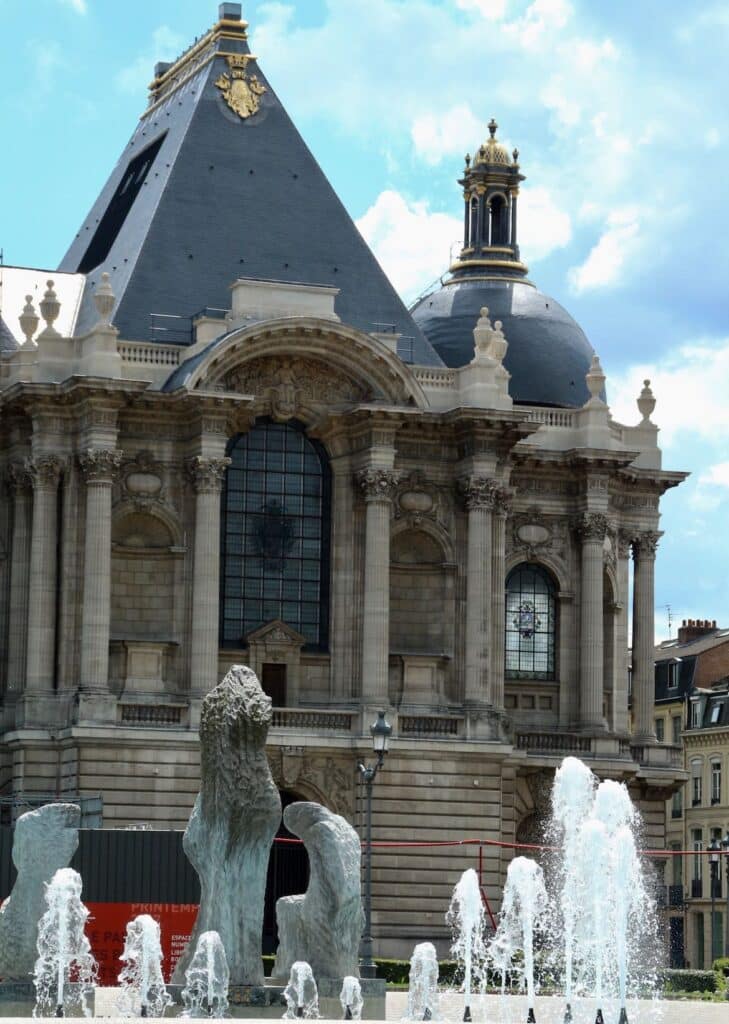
[215,54,266,119]
[473,118,512,167]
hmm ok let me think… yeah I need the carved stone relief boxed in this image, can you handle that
[394,470,453,532]
[268,749,355,820]
[507,506,568,562]
[224,356,372,419]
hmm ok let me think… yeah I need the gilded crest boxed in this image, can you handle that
[215,54,266,119]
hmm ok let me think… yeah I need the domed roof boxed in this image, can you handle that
[473,119,513,167]
[411,277,599,408]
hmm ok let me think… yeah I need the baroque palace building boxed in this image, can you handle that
[0,3,686,955]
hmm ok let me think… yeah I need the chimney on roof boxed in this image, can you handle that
[678,618,719,643]
[219,2,242,19]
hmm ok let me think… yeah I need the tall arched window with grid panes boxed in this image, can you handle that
[505,563,557,680]
[220,419,331,650]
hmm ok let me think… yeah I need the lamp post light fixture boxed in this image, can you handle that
[357,710,392,979]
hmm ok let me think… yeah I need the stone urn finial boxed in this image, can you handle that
[19,294,39,348]
[38,280,61,338]
[637,378,656,423]
[491,320,508,363]
[472,307,494,359]
[585,353,606,403]
[93,272,115,327]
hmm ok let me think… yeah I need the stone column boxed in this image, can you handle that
[78,449,122,692]
[25,454,63,694]
[329,457,355,700]
[5,462,33,698]
[632,531,660,742]
[460,477,494,707]
[490,486,511,711]
[356,467,400,705]
[613,529,633,734]
[577,512,608,731]
[187,456,231,696]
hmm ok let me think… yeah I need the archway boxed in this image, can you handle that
[263,790,310,955]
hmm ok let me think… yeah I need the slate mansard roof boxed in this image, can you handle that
[58,11,441,367]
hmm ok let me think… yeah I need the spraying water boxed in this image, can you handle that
[404,942,439,1021]
[283,961,319,1019]
[116,914,172,1018]
[182,930,230,1018]
[447,868,488,1021]
[339,977,363,1021]
[33,867,97,1018]
[550,756,596,1013]
[489,857,548,1020]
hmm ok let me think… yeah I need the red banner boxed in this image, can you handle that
[85,902,199,985]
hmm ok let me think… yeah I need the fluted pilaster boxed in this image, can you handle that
[187,456,231,695]
[490,486,511,710]
[577,512,608,731]
[5,462,33,697]
[633,530,660,741]
[25,455,63,692]
[460,476,495,707]
[356,467,400,704]
[78,449,122,691]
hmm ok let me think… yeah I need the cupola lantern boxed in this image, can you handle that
[454,119,528,279]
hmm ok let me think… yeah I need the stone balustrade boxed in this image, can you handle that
[270,708,353,732]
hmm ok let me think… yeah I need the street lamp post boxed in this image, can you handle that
[710,839,721,963]
[357,710,392,980]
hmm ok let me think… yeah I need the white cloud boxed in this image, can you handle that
[608,337,729,446]
[411,103,483,165]
[518,185,572,262]
[58,0,87,12]
[504,0,573,49]
[115,26,185,95]
[699,462,729,488]
[568,207,640,293]
[455,0,508,19]
[356,190,462,301]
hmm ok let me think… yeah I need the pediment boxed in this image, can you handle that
[245,619,307,647]
[225,354,372,419]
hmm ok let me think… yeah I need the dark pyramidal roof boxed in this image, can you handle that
[59,5,440,366]
[0,313,18,353]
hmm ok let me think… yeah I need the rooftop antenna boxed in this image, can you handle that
[664,604,673,639]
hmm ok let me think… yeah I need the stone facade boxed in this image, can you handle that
[0,3,688,960]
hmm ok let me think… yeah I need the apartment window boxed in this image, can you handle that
[711,760,722,805]
[668,661,679,688]
[692,760,703,806]
[691,701,702,728]
[711,827,723,899]
[692,829,703,899]
[672,715,682,744]
[695,913,705,969]
[710,702,723,725]
[672,788,683,819]
[655,718,665,742]
[671,843,682,888]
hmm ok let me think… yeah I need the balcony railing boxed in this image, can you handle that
[516,732,592,754]
[691,878,703,899]
[399,715,462,737]
[667,885,685,908]
[119,704,184,727]
[270,709,353,731]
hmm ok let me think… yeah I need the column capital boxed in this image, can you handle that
[6,459,33,496]
[633,530,662,559]
[78,447,123,485]
[458,475,497,511]
[574,511,609,542]
[186,455,231,494]
[26,453,63,489]
[355,467,401,503]
[491,484,513,518]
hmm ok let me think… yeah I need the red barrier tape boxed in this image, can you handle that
[273,835,714,856]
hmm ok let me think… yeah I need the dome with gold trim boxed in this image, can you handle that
[472,119,513,167]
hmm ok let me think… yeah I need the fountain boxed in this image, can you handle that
[181,930,230,1018]
[32,867,97,1018]
[339,977,363,1020]
[116,914,172,1018]
[488,857,548,1022]
[283,961,319,1019]
[447,868,488,1021]
[404,942,439,1021]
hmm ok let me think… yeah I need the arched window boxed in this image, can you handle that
[505,564,556,680]
[490,194,509,246]
[220,419,331,649]
[469,197,479,247]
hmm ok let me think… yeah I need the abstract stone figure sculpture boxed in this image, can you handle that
[272,802,363,982]
[0,803,80,982]
[172,666,281,987]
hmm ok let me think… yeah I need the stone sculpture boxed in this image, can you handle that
[0,802,80,982]
[172,665,281,987]
[272,802,363,982]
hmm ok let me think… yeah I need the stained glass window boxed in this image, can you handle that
[505,563,556,680]
[220,420,331,649]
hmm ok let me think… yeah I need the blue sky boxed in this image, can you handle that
[1,0,728,638]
